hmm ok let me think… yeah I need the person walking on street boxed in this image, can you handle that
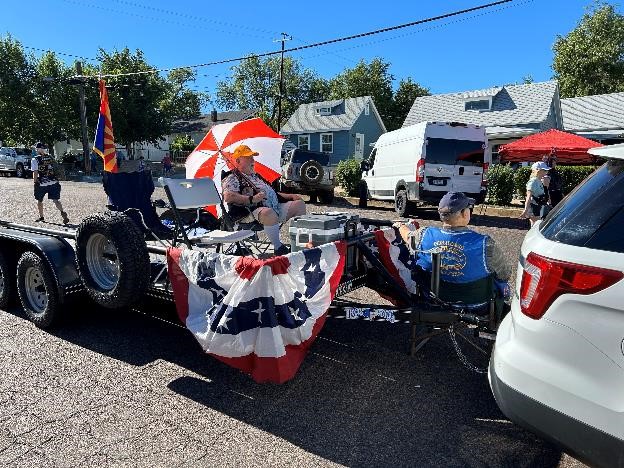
[162,153,173,176]
[31,142,69,224]
[543,154,563,206]
[521,161,551,226]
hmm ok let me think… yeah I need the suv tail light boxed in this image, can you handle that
[519,252,623,320]
[416,158,425,183]
[481,162,489,187]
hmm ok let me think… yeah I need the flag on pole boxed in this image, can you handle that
[166,242,346,383]
[93,79,118,173]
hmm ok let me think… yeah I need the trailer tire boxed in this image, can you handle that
[17,251,60,328]
[76,212,150,309]
[0,250,13,309]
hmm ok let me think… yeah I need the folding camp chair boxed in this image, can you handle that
[159,177,257,254]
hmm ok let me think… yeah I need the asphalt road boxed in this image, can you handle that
[0,177,584,467]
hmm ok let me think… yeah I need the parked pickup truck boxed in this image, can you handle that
[280,148,335,203]
[0,147,32,178]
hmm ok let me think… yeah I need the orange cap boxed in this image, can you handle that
[232,144,259,158]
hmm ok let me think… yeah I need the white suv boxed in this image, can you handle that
[489,144,624,468]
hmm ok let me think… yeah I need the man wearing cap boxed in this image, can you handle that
[395,192,511,306]
[521,161,551,226]
[31,143,69,224]
[222,144,306,256]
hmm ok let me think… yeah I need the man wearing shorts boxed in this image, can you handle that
[31,142,69,224]
[222,144,306,255]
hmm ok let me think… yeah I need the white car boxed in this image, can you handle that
[489,143,624,467]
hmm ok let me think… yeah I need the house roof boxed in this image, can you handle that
[561,92,624,132]
[403,80,559,129]
[172,109,257,134]
[281,96,385,134]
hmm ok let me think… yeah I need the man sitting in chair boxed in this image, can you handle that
[222,144,307,256]
[394,192,511,308]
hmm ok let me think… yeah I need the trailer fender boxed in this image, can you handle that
[0,229,83,301]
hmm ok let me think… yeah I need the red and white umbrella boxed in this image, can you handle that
[185,118,285,210]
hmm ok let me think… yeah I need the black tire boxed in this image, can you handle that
[76,212,150,309]
[358,181,368,208]
[0,250,13,309]
[15,163,24,178]
[299,160,324,185]
[16,251,60,328]
[394,189,414,217]
[318,190,335,204]
[308,192,318,203]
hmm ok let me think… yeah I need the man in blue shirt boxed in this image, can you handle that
[395,192,510,306]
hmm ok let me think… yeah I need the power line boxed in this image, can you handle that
[86,0,514,79]
[292,0,534,65]
[60,0,273,40]
[21,44,97,62]
[106,0,278,36]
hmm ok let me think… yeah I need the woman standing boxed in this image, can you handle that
[521,161,551,226]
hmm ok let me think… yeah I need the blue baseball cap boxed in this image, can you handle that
[438,191,475,214]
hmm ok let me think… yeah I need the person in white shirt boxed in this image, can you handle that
[31,142,69,224]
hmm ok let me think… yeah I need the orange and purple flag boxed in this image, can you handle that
[93,79,118,173]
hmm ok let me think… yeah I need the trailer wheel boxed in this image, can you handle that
[0,250,14,309]
[17,251,59,328]
[76,212,150,309]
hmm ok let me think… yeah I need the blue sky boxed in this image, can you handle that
[2,0,610,110]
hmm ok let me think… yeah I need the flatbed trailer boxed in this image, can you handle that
[0,214,503,376]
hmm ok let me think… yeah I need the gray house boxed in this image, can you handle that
[562,92,624,145]
[281,96,387,164]
[403,81,563,162]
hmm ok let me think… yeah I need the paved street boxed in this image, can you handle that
[0,177,583,467]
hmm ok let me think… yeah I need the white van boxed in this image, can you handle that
[360,121,489,215]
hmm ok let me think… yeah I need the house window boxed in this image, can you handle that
[465,99,490,111]
[320,133,333,153]
[298,135,310,150]
[316,107,332,116]
[365,102,370,115]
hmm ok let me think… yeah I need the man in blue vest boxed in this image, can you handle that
[395,192,510,307]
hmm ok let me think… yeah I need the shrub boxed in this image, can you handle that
[170,134,196,152]
[559,166,596,194]
[335,158,362,196]
[486,164,515,205]
[513,166,532,198]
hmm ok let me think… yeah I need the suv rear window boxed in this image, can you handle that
[426,138,484,166]
[540,160,624,253]
[289,149,330,166]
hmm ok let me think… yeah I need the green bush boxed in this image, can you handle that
[559,166,596,194]
[513,166,532,198]
[335,158,362,196]
[486,164,515,205]
[170,134,196,152]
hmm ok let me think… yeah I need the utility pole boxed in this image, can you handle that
[75,62,91,175]
[275,32,291,133]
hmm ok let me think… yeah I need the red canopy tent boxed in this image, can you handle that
[498,129,603,164]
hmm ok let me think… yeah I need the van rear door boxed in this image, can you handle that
[452,140,485,194]
[424,138,484,194]
[423,138,458,194]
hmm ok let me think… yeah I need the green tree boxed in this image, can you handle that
[553,1,624,97]
[161,67,207,121]
[388,78,429,130]
[329,58,394,126]
[216,55,330,129]
[0,35,36,145]
[32,52,81,152]
[169,134,196,152]
[96,48,171,156]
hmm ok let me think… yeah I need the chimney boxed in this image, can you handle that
[211,109,218,122]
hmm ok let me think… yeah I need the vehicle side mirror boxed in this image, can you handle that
[360,160,370,172]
